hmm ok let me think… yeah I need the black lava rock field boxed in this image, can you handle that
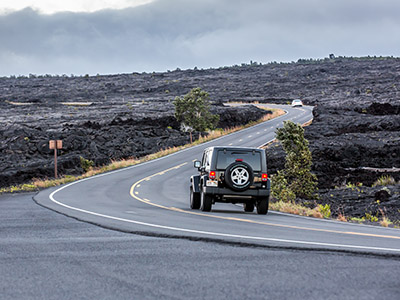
[1,57,399,222]
[0,96,266,187]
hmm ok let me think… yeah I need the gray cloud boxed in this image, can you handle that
[1,0,400,76]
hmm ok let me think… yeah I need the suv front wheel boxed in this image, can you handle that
[190,187,200,209]
[243,202,254,212]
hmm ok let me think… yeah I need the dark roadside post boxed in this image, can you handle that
[49,140,63,178]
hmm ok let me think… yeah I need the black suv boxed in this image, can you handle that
[190,146,270,214]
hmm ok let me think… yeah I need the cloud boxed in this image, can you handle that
[0,0,153,14]
[1,0,400,76]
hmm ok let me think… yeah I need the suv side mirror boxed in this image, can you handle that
[194,160,201,169]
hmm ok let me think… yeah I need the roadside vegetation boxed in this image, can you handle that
[271,120,318,200]
[268,121,329,219]
[268,125,399,228]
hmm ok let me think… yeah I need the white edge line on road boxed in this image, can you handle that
[47,187,400,253]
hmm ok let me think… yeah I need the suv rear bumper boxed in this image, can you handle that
[203,186,270,198]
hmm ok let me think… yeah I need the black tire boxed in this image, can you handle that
[224,162,254,191]
[243,202,254,212]
[256,197,269,215]
[190,186,200,209]
[200,191,212,212]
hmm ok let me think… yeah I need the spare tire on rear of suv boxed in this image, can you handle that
[224,161,254,191]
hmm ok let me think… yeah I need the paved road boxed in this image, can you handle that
[35,104,400,255]
[2,193,400,299]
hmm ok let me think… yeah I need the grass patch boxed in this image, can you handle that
[270,200,323,219]
[271,200,396,228]
[378,208,393,227]
[0,107,285,194]
[372,175,397,187]
[380,216,393,227]
[336,214,347,222]
[346,209,395,228]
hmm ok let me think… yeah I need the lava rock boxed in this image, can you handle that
[375,188,391,202]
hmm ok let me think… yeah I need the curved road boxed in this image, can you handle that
[35,104,400,255]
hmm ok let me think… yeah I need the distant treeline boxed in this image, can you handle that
[2,55,399,80]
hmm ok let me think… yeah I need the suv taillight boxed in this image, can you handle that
[209,171,216,180]
[261,173,268,181]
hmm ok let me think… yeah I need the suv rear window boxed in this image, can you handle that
[216,150,262,171]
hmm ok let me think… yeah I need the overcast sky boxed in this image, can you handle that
[1,0,400,76]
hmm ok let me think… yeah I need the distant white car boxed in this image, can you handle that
[291,99,303,107]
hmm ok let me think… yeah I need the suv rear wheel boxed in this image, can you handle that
[256,197,269,215]
[200,191,212,212]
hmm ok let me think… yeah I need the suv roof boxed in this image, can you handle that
[204,146,264,152]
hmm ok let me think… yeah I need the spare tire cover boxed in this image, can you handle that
[224,162,254,191]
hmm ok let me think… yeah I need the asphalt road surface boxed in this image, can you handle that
[2,104,400,299]
[2,193,400,299]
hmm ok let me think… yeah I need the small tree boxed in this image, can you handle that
[173,88,219,143]
[272,121,318,200]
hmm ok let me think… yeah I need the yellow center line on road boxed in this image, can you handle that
[129,163,400,241]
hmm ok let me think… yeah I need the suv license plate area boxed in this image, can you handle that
[206,180,218,187]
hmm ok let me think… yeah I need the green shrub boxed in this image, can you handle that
[318,204,331,218]
[350,217,365,223]
[80,156,94,172]
[365,213,378,222]
[345,181,363,192]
